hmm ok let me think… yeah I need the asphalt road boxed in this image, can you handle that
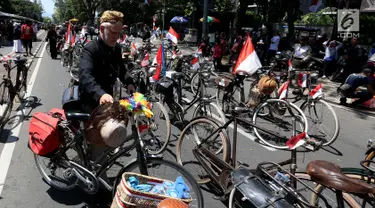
[0,41,373,208]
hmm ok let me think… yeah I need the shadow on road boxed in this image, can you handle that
[47,187,112,208]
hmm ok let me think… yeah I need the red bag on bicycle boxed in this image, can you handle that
[28,108,66,157]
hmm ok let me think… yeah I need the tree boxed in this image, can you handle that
[75,0,101,25]
[10,0,44,21]
[43,16,52,23]
[0,0,15,13]
[296,8,334,25]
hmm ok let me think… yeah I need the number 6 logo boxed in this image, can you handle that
[341,13,354,30]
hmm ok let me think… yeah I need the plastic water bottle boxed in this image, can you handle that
[274,172,290,184]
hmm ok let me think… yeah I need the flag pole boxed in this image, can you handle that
[202,0,208,38]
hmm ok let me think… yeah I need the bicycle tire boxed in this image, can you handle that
[176,117,230,184]
[112,158,205,208]
[192,101,226,125]
[16,65,28,99]
[252,99,308,150]
[300,99,340,147]
[295,172,366,208]
[0,81,13,125]
[190,71,216,100]
[34,151,81,192]
[216,87,242,113]
[139,101,171,155]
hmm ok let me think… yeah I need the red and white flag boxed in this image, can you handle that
[141,52,150,67]
[191,57,199,70]
[195,48,202,57]
[232,36,262,75]
[309,84,323,99]
[298,73,308,88]
[309,0,323,12]
[0,55,11,62]
[65,23,76,45]
[278,81,290,100]
[286,132,306,149]
[152,45,163,81]
[166,27,179,45]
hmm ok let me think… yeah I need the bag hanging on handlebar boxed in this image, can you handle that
[28,108,66,157]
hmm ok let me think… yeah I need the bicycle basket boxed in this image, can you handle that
[112,172,192,208]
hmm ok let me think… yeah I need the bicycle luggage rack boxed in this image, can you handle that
[230,162,331,208]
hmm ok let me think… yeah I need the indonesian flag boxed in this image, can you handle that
[141,52,150,67]
[309,84,323,99]
[166,27,179,45]
[195,48,202,57]
[80,26,87,38]
[65,23,75,45]
[286,132,307,149]
[278,81,290,100]
[309,0,323,12]
[152,43,165,81]
[298,73,308,88]
[232,36,262,75]
[191,57,199,70]
[131,42,137,55]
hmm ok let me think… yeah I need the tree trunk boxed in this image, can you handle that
[233,0,248,37]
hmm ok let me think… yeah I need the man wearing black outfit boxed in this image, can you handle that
[79,10,135,114]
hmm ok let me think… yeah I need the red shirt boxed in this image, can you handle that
[21,24,33,40]
[213,44,222,58]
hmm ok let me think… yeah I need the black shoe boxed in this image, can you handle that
[339,97,347,105]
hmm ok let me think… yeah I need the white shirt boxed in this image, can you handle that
[269,35,280,51]
[294,44,311,59]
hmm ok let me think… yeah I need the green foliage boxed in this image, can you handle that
[296,9,334,25]
[0,0,43,21]
[215,0,233,12]
[43,16,52,23]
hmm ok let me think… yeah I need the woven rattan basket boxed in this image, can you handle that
[111,172,192,208]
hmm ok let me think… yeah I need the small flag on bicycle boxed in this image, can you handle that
[191,57,199,70]
[232,35,262,75]
[166,27,179,45]
[298,73,308,88]
[152,44,163,81]
[141,52,150,67]
[286,132,306,149]
[278,81,290,100]
[309,83,323,99]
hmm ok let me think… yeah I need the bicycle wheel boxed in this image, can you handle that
[252,99,308,149]
[295,173,370,208]
[300,99,339,147]
[112,158,204,208]
[190,71,216,100]
[34,148,82,191]
[0,81,13,125]
[176,117,230,184]
[16,65,28,99]
[138,101,171,155]
[46,42,50,55]
[192,101,226,124]
[216,86,242,114]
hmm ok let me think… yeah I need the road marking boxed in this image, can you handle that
[0,42,47,196]
[183,97,276,151]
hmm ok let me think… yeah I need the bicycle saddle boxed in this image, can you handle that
[65,111,90,121]
[307,160,375,194]
[13,55,28,64]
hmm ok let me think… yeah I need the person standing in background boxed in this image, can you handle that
[266,31,280,64]
[0,21,6,47]
[13,22,22,53]
[47,25,58,59]
[21,21,34,56]
[7,21,14,45]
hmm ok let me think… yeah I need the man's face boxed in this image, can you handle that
[351,38,358,45]
[101,23,122,47]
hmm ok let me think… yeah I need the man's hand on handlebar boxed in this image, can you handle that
[100,94,114,104]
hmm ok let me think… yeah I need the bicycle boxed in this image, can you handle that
[34,105,204,208]
[284,70,340,146]
[159,61,226,126]
[295,159,375,208]
[176,99,308,184]
[0,54,29,125]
